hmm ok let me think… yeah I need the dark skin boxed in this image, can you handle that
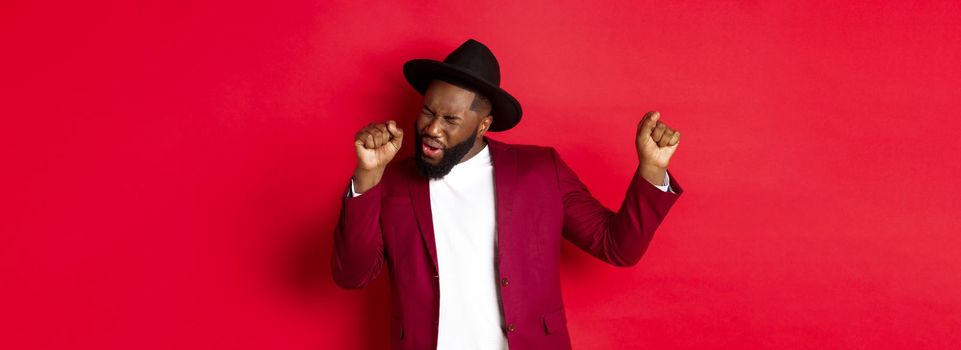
[352,80,680,193]
[353,80,491,193]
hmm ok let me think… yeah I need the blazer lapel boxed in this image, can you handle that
[487,138,517,264]
[408,164,439,273]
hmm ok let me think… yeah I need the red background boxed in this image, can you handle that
[3,1,960,349]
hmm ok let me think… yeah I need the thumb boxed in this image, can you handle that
[638,111,660,138]
[387,120,403,148]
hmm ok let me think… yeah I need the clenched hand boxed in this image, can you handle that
[352,120,403,193]
[636,111,680,186]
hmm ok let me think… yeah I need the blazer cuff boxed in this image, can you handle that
[636,167,684,200]
[343,177,384,201]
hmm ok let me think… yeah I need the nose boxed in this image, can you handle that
[424,117,444,138]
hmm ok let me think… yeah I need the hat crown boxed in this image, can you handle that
[443,39,501,86]
[402,38,522,131]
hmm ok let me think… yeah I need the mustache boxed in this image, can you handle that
[419,137,445,149]
[414,125,446,148]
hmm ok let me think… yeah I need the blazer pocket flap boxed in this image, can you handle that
[542,308,568,334]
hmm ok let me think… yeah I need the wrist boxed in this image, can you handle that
[352,166,385,193]
[639,163,667,186]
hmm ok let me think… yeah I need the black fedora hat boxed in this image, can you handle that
[403,39,523,132]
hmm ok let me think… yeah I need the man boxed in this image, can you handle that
[332,39,683,350]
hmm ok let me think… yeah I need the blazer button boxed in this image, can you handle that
[501,277,509,287]
[507,323,516,332]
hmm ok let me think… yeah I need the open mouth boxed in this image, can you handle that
[421,138,444,158]
[422,143,443,158]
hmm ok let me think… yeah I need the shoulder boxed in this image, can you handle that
[366,156,417,196]
[487,138,561,174]
[383,156,417,180]
[488,138,558,160]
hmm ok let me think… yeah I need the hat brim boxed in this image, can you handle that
[403,59,522,132]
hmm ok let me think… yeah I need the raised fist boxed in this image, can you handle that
[355,120,404,171]
[636,111,680,186]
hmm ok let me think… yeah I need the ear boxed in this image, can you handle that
[478,114,493,135]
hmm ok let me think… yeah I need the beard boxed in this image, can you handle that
[414,124,478,180]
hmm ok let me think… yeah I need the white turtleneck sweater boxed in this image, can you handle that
[350,144,671,349]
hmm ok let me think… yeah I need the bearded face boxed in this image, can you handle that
[414,122,478,179]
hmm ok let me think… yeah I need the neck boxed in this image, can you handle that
[458,136,488,164]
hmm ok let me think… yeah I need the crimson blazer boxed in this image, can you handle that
[331,137,683,350]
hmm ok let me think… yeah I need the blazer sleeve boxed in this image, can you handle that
[551,148,683,267]
[330,178,386,289]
